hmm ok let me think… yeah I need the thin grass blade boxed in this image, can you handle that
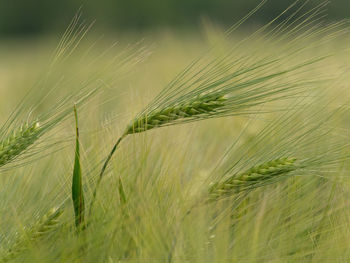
[72,105,85,230]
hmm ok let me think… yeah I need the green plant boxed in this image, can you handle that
[72,105,85,231]
[0,122,42,167]
[1,2,350,263]
[208,157,297,200]
[89,2,346,211]
[0,208,63,263]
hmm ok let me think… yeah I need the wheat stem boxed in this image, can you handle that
[89,135,126,216]
[89,93,227,215]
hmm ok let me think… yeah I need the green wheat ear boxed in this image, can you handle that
[209,157,297,200]
[125,93,228,134]
[30,207,63,239]
[0,207,63,262]
[0,121,42,167]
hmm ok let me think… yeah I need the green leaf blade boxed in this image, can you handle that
[72,105,85,230]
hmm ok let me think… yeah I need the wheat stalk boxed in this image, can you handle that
[89,2,346,213]
[209,157,297,200]
[0,207,63,262]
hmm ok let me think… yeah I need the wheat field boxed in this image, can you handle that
[0,4,350,262]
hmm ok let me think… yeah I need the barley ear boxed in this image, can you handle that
[0,207,63,263]
[125,94,228,134]
[0,121,42,168]
[209,157,297,201]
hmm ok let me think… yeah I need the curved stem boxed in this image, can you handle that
[89,134,127,216]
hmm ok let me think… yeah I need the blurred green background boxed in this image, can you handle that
[0,0,349,37]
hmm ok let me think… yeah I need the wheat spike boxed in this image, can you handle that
[30,207,63,239]
[0,121,42,167]
[209,157,297,200]
[125,93,227,134]
[0,207,63,262]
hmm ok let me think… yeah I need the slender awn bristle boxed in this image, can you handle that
[0,121,41,167]
[209,157,297,200]
[125,93,227,134]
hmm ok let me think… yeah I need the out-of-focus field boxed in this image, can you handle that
[0,28,350,262]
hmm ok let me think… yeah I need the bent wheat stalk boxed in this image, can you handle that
[89,92,228,213]
[90,2,346,213]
